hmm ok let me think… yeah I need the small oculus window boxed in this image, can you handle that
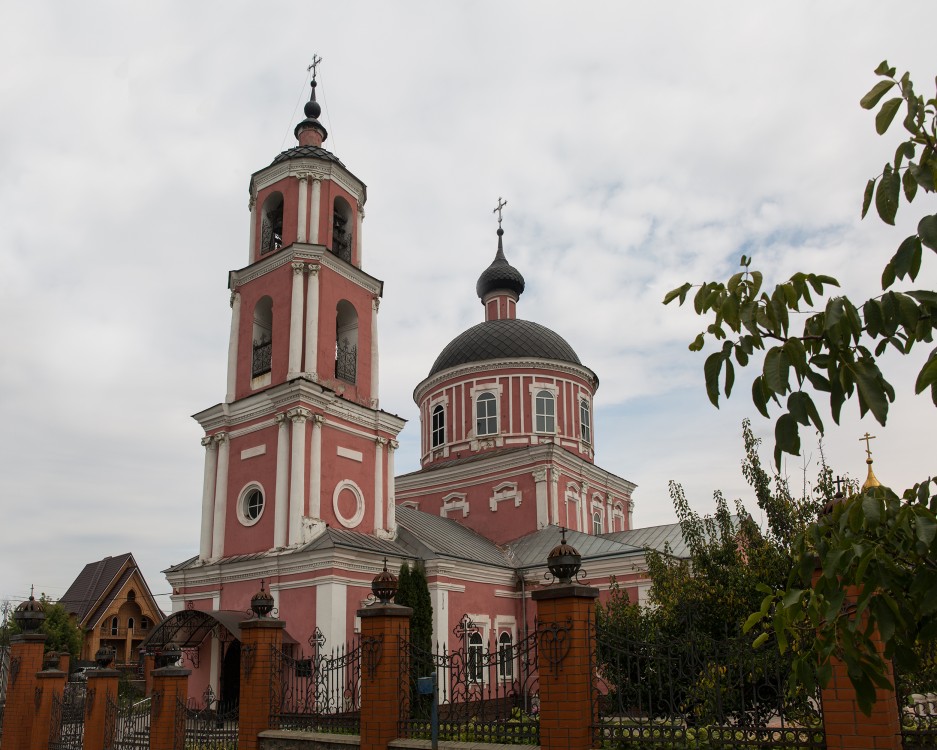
[535,389,555,433]
[476,392,498,436]
[579,398,592,443]
[238,485,265,526]
[431,404,445,448]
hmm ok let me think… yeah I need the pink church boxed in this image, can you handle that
[153,74,680,705]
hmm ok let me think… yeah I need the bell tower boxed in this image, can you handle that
[194,62,405,563]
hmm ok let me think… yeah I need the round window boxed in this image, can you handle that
[238,485,265,526]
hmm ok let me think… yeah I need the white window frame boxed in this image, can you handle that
[489,481,522,512]
[475,392,499,436]
[431,404,446,448]
[497,631,514,680]
[579,397,592,444]
[236,482,266,527]
[468,632,485,682]
[441,492,469,518]
[534,388,556,434]
[592,510,603,535]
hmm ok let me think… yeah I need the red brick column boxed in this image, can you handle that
[815,581,902,749]
[237,618,285,750]
[358,603,412,750]
[149,666,190,750]
[3,633,47,750]
[532,584,599,750]
[141,651,157,696]
[83,669,119,750]
[32,669,67,750]
[55,651,71,674]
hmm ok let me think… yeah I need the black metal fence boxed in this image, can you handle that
[106,694,151,750]
[0,645,8,735]
[335,340,357,384]
[269,637,362,734]
[49,682,86,750]
[397,622,540,745]
[175,690,238,750]
[591,616,824,749]
[896,639,937,749]
[252,340,272,378]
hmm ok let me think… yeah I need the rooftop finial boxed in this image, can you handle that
[476,196,524,302]
[304,54,323,120]
[860,432,882,490]
[295,54,328,146]
[493,197,507,235]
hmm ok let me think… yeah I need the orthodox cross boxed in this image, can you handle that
[833,475,845,496]
[454,613,477,645]
[859,432,876,460]
[309,626,327,656]
[307,54,323,80]
[493,197,507,227]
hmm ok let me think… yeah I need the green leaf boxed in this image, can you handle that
[704,352,723,407]
[916,515,937,546]
[752,376,771,419]
[861,178,875,219]
[847,361,890,425]
[919,215,937,251]
[860,79,896,110]
[892,235,923,281]
[775,413,800,461]
[873,60,894,77]
[752,632,769,649]
[875,165,900,225]
[875,97,903,135]
[915,350,937,396]
[743,611,764,633]
[764,347,790,395]
[689,333,705,352]
[664,282,693,305]
[903,167,918,202]
[862,493,882,525]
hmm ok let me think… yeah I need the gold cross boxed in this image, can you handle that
[859,432,876,460]
[493,197,507,226]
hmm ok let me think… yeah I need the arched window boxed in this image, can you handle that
[579,398,591,443]
[260,192,284,255]
[331,197,353,263]
[141,617,150,631]
[535,390,555,433]
[252,296,273,378]
[476,393,498,436]
[127,590,136,602]
[431,405,445,448]
[593,510,603,535]
[335,301,358,384]
[498,632,514,679]
[111,616,119,636]
[128,617,135,632]
[468,633,484,682]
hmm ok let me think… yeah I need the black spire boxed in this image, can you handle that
[476,198,526,299]
[294,55,328,144]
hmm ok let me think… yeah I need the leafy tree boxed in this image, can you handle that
[5,595,83,658]
[664,61,936,469]
[395,561,434,716]
[664,60,937,709]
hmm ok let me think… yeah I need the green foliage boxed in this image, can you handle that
[4,596,83,658]
[745,478,937,715]
[665,61,937,469]
[395,561,434,716]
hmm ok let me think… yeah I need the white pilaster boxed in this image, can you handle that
[247,195,257,263]
[310,179,321,244]
[288,408,311,544]
[370,296,380,408]
[606,497,614,533]
[309,415,323,518]
[274,414,290,548]
[356,206,364,267]
[210,433,230,559]
[550,470,559,526]
[580,484,589,533]
[225,290,241,403]
[315,581,347,649]
[373,438,386,533]
[288,263,305,378]
[532,468,549,529]
[199,437,218,560]
[297,175,308,243]
[304,263,320,375]
[386,440,397,533]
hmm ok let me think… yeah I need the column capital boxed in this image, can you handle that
[359,206,365,220]
[291,261,306,275]
[248,195,256,210]
[312,414,325,427]
[295,171,311,182]
[287,407,312,423]
[532,468,549,483]
[201,436,216,449]
[275,413,289,426]
[230,288,240,307]
[372,296,381,312]
[212,432,229,445]
[307,262,320,276]
[388,439,399,451]
[375,437,388,447]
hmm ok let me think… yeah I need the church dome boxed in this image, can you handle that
[475,229,526,299]
[428,318,583,376]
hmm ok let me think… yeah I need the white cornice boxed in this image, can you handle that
[229,245,382,297]
[251,159,366,207]
[414,358,599,404]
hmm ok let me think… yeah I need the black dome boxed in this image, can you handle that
[429,319,583,376]
[475,233,525,299]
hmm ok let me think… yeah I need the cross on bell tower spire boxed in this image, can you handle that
[493,197,507,228]
[295,54,327,147]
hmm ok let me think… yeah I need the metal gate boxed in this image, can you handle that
[176,689,238,750]
[107,694,152,750]
[895,640,937,750]
[49,682,86,750]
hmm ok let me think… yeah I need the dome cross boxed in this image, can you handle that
[493,197,507,228]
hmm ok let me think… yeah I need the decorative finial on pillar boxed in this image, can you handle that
[860,432,882,490]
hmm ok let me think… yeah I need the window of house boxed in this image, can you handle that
[252,296,274,379]
[260,192,284,255]
[335,300,358,384]
[111,616,119,636]
[237,485,265,526]
[535,390,555,433]
[579,398,591,443]
[468,632,484,681]
[476,392,498,436]
[431,405,445,448]
[498,632,514,679]
[141,617,150,630]
[593,510,603,535]
[128,617,135,632]
[127,590,136,601]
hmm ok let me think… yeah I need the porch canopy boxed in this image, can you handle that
[140,608,297,651]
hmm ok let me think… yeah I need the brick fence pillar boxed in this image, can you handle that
[32,669,67,750]
[3,633,47,750]
[56,651,71,674]
[532,583,599,750]
[237,618,284,750]
[150,666,190,750]
[83,668,120,750]
[358,603,412,750]
[816,582,901,750]
[141,649,157,697]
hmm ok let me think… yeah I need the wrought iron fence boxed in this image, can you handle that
[335,340,357,383]
[107,694,151,750]
[49,682,86,750]
[397,619,540,745]
[895,639,937,749]
[591,616,824,749]
[176,690,238,750]
[0,645,8,734]
[269,633,362,734]
[252,340,272,378]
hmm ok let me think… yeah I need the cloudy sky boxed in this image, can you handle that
[1,2,934,610]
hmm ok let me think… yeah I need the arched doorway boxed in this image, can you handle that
[220,641,240,711]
